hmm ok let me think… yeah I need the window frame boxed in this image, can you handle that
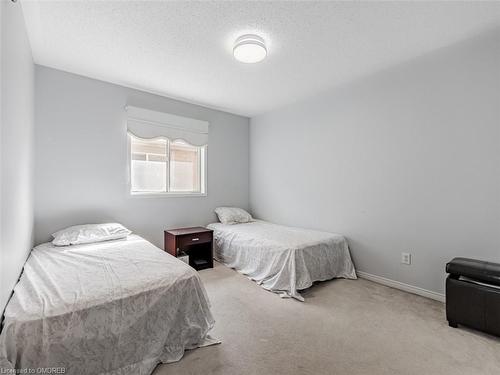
[127,133,208,198]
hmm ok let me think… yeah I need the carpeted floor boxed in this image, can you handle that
[153,262,500,375]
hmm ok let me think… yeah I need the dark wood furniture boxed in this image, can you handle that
[164,227,214,270]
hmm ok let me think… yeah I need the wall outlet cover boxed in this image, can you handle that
[401,252,411,265]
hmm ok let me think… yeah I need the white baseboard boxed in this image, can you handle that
[357,271,445,303]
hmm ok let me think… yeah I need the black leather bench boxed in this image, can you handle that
[446,257,500,337]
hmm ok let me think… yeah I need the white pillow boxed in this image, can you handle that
[52,223,132,246]
[215,207,253,225]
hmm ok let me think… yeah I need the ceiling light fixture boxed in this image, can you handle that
[233,34,267,63]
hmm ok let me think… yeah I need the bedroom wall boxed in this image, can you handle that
[0,1,35,313]
[249,29,500,296]
[34,66,249,247]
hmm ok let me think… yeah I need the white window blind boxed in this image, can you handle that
[126,105,209,146]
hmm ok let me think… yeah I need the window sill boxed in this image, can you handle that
[130,191,207,198]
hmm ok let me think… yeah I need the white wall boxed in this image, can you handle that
[0,1,35,313]
[34,66,249,247]
[250,30,500,295]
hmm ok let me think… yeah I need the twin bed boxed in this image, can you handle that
[208,220,357,301]
[0,235,214,374]
[0,211,356,374]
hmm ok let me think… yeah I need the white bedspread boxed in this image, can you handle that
[0,235,214,375]
[207,221,357,301]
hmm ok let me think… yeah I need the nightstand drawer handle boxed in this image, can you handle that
[192,238,200,241]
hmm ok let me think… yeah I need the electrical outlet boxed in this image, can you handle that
[401,252,411,265]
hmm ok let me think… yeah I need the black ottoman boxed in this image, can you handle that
[446,257,500,337]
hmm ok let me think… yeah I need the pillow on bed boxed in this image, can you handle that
[52,223,132,246]
[215,207,253,225]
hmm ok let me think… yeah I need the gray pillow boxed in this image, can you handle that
[214,207,253,225]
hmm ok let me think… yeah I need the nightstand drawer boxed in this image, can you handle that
[177,231,212,248]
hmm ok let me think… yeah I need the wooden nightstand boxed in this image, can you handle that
[164,227,214,270]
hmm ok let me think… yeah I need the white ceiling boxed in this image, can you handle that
[21,1,500,117]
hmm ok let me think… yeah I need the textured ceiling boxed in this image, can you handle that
[21,1,500,117]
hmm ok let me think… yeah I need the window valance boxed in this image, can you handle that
[126,105,209,146]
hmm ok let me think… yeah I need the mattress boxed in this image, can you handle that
[207,220,357,301]
[0,235,214,375]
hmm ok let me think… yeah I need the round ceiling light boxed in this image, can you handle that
[233,34,267,63]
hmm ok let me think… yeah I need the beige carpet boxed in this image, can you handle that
[153,262,500,375]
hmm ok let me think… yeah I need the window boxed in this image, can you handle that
[126,105,208,196]
[130,135,206,195]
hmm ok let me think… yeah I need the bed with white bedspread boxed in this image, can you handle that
[0,235,214,375]
[207,220,357,301]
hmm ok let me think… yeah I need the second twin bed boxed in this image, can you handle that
[208,219,357,301]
